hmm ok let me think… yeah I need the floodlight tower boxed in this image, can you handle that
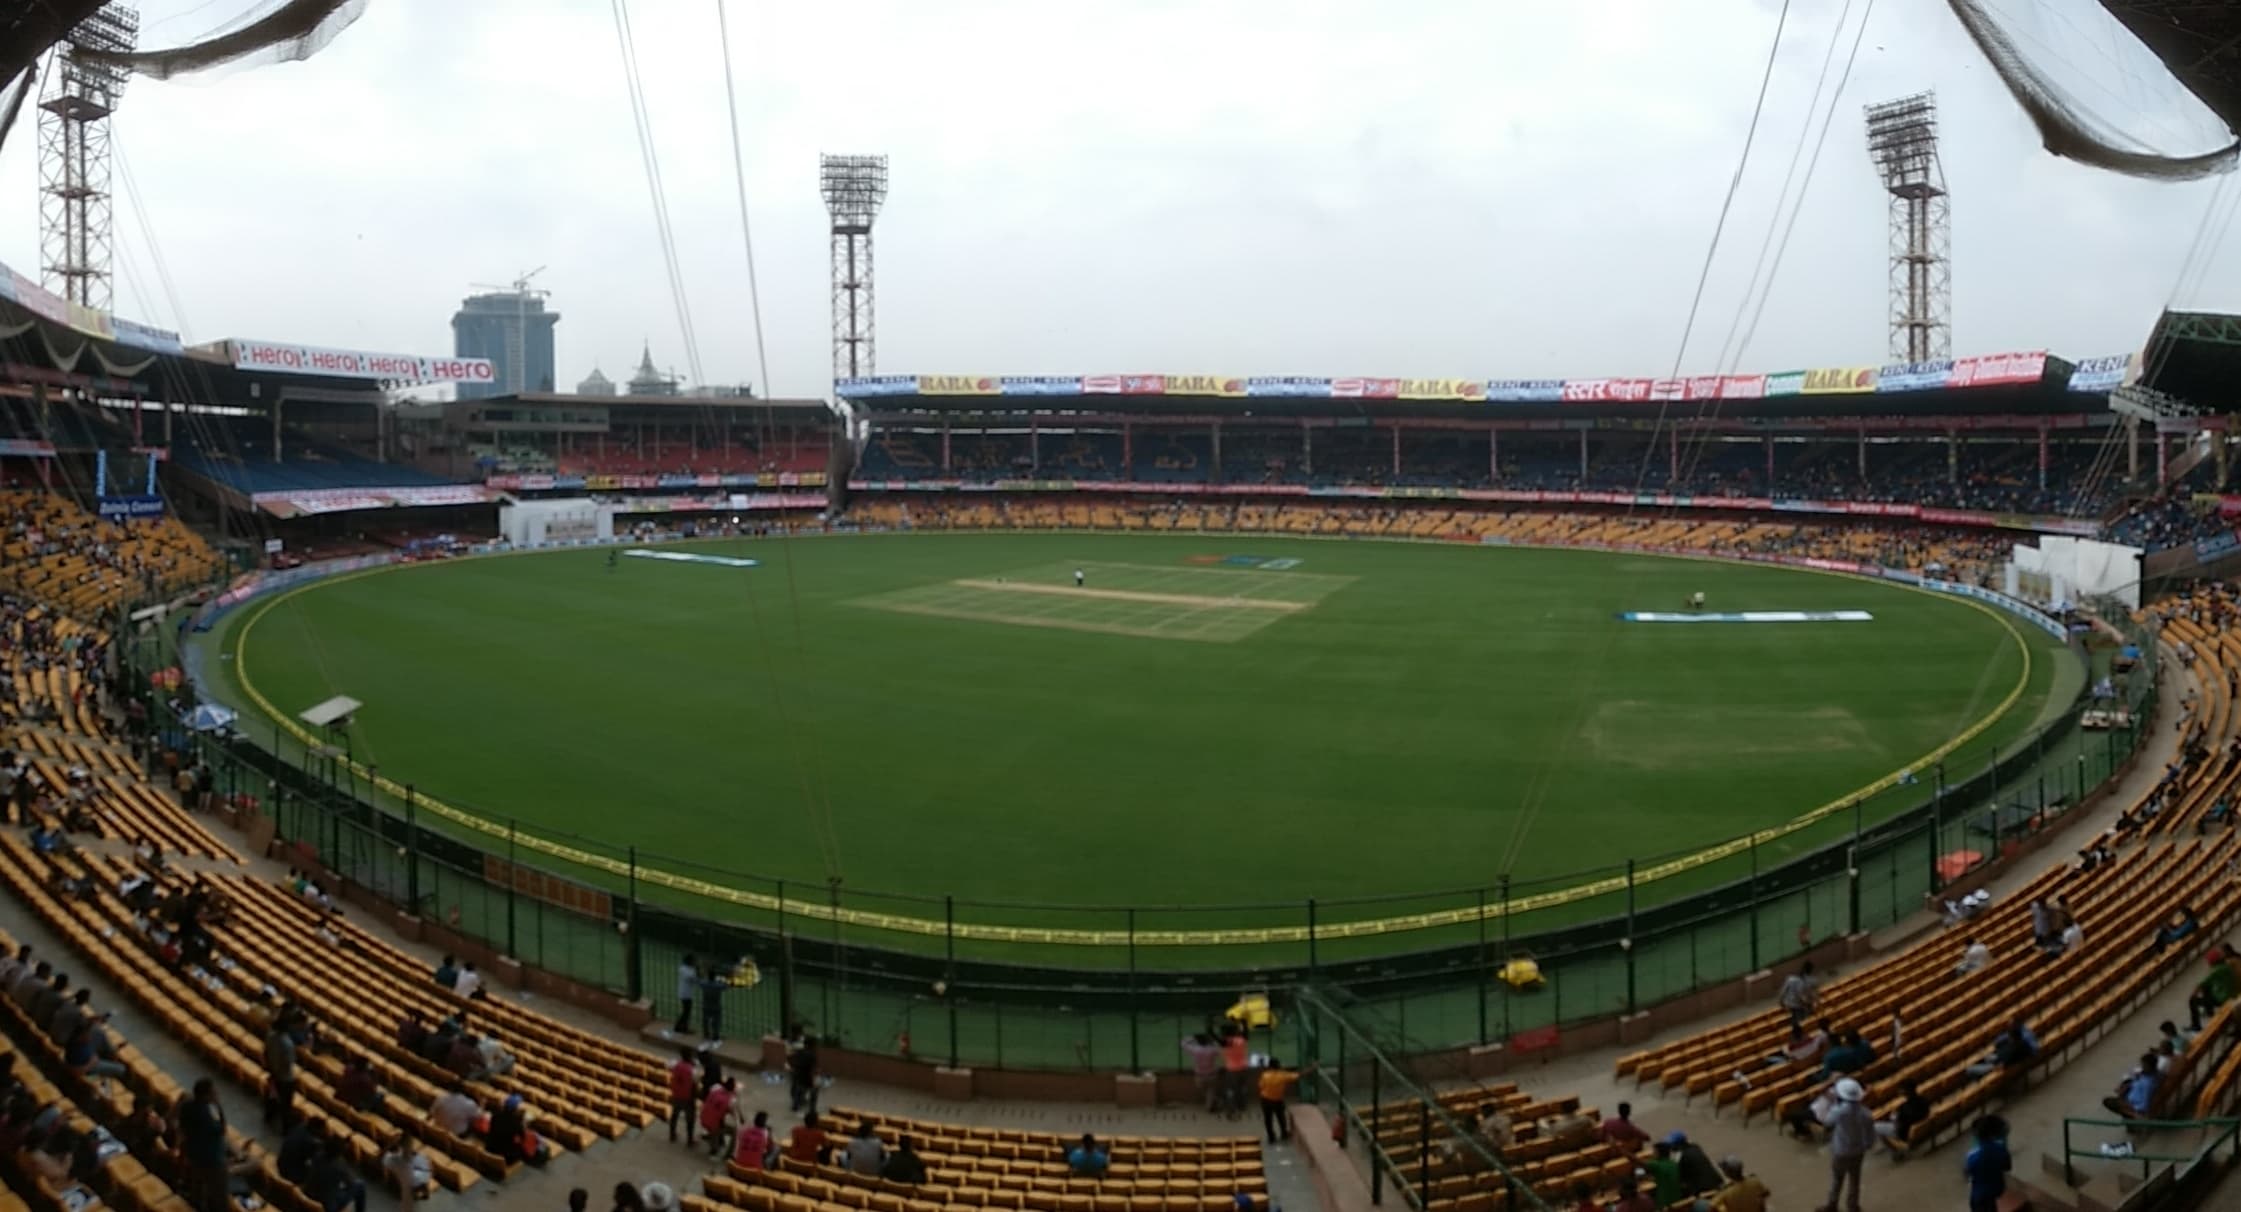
[1864,92,1951,363]
[38,3,138,311]
[820,154,888,382]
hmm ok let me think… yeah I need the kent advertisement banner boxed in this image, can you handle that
[2068,354,2133,393]
[1485,379,1566,402]
[1878,359,1954,393]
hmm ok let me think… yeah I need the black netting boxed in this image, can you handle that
[71,0,365,82]
[1946,0,2237,181]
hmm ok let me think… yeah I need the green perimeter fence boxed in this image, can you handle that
[139,598,2157,1075]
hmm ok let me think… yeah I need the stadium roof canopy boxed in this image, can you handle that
[2139,309,2241,410]
[2101,2,2241,134]
[0,2,104,90]
[475,391,834,416]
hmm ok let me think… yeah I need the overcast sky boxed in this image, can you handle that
[2,0,2234,397]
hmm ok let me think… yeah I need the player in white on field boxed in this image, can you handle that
[1075,568,1085,587]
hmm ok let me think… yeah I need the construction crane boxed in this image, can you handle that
[468,266,549,393]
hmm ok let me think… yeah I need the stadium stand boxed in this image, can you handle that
[0,495,221,619]
[170,419,460,494]
[692,1109,1265,1212]
[1611,574,2241,1155]
[842,497,2024,586]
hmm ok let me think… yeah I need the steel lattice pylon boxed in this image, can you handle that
[820,154,887,382]
[1864,92,1950,363]
[36,4,137,312]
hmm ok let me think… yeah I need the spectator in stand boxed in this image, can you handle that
[1964,1116,2012,1212]
[1182,1033,1222,1111]
[263,1015,298,1127]
[733,1111,774,1171]
[1256,1059,1306,1144]
[699,1076,738,1160]
[666,1049,697,1144]
[2189,948,2239,1030]
[841,1121,888,1176]
[1965,1018,2040,1079]
[1778,961,1818,1028]
[788,1033,818,1114]
[1667,1132,1721,1197]
[1822,1077,1874,1212]
[453,961,483,1000]
[380,1134,431,1212]
[178,1078,230,1212]
[1598,1102,1651,1150]
[427,1082,478,1138]
[786,1112,829,1165]
[1640,1141,1683,1207]
[1956,936,1992,975]
[432,955,458,989]
[1067,1133,1110,1177]
[611,1182,646,1212]
[1878,1079,1931,1154]
[673,954,698,1035]
[308,1131,370,1210]
[882,1135,928,1184]
[1821,1029,1875,1077]
[277,1113,319,1184]
[2102,1052,2163,1120]
[1219,1025,1251,1117]
[1708,1157,1769,1212]
[334,1054,379,1112]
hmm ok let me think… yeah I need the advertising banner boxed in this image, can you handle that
[2196,531,2241,564]
[67,303,114,341]
[112,319,185,355]
[0,439,57,457]
[2067,354,2133,393]
[1115,375,1166,395]
[1801,367,1878,394]
[1395,378,1489,401]
[1163,374,1247,397]
[1561,378,1653,403]
[1948,350,2047,388]
[835,376,919,397]
[96,495,164,522]
[1719,374,1766,399]
[232,339,497,386]
[1649,379,1687,402]
[1484,379,1565,402]
[1876,359,1954,393]
[252,485,505,518]
[997,376,1082,397]
[1246,376,1327,398]
[1684,376,1722,401]
[1329,377,1402,399]
[1764,370,1806,397]
[915,375,999,395]
[1082,375,1123,394]
[8,271,67,326]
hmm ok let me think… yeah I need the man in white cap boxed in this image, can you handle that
[1820,1077,1873,1212]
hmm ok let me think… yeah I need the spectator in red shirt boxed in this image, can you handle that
[1598,1102,1650,1151]
[787,1113,829,1164]
[666,1050,697,1145]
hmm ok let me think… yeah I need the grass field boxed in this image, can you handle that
[206,533,2066,919]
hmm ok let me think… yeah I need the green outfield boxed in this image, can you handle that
[208,533,2068,922]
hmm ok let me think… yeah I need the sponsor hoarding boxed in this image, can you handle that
[1246,376,1326,398]
[835,376,919,397]
[2067,354,2132,393]
[915,375,998,395]
[1396,378,1488,401]
[1163,374,1247,397]
[96,495,164,522]
[232,339,496,386]
[1947,350,2046,388]
[1484,379,1565,402]
[1876,359,1954,393]
[1801,366,1878,394]
[997,376,1081,396]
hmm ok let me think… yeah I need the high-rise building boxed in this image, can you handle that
[452,290,560,399]
[625,343,679,397]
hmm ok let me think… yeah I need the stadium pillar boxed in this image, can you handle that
[1391,426,1401,478]
[1367,1061,1384,1205]
[1623,860,1637,1016]
[1947,430,1958,484]
[1029,417,1039,473]
[1211,422,1223,481]
[1120,422,1130,475]
[1124,907,1138,1073]
[946,896,960,1069]
[1301,423,1312,478]
[1498,875,1513,1040]
[1669,428,1678,482]
[506,820,518,959]
[1578,429,1588,481]
[1487,426,1497,484]
[1764,435,1773,484]
[2038,426,2049,491]
[404,785,419,916]
[1747,835,1759,972]
[1849,797,1864,936]
[1474,887,1488,1045]
[1856,427,1865,478]
[2126,419,2138,481]
[622,848,643,1003]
